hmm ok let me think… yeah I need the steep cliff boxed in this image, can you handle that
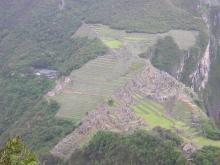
[203,5,220,124]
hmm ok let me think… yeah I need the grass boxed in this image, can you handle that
[75,23,199,57]
[131,98,175,129]
[131,94,220,146]
[54,93,105,121]
[192,137,220,148]
[53,55,145,120]
[103,40,122,49]
[131,94,220,148]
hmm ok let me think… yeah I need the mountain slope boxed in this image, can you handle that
[1,0,220,165]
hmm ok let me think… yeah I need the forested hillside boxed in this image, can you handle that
[69,129,220,165]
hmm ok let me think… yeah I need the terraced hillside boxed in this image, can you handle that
[53,53,145,121]
[1,0,219,163]
[75,24,198,52]
[51,58,220,159]
[50,24,220,160]
[50,24,198,121]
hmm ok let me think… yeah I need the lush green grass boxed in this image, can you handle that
[192,137,220,148]
[133,105,173,129]
[102,40,122,49]
[131,93,220,147]
[131,98,191,131]
[131,97,176,129]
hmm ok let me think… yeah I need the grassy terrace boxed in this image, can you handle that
[131,94,187,130]
[75,24,198,52]
[54,54,145,121]
[102,40,122,49]
[55,23,199,122]
[131,93,220,148]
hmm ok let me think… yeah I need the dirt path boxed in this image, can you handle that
[63,88,109,97]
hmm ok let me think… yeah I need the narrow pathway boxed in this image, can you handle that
[63,88,109,97]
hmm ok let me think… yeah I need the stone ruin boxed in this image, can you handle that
[51,105,146,159]
[51,60,197,160]
[116,60,196,105]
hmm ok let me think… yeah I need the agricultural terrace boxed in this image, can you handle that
[53,24,198,122]
[131,92,220,148]
[53,53,145,121]
[74,24,198,51]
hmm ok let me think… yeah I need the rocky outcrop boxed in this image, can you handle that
[116,60,195,104]
[191,41,210,91]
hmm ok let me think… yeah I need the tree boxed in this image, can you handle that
[0,137,39,165]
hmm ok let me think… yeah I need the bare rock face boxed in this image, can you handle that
[182,143,196,157]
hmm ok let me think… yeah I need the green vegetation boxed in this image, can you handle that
[0,76,74,153]
[77,24,199,56]
[192,137,220,148]
[69,130,186,165]
[171,0,200,16]
[0,137,38,165]
[0,0,213,163]
[131,94,220,148]
[107,99,114,107]
[68,129,220,165]
[54,56,145,120]
[150,36,183,77]
[131,95,188,130]
[192,146,220,165]
[0,0,106,157]
[201,120,220,140]
[132,102,174,129]
[140,30,208,86]
[81,0,205,33]
[103,40,122,49]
